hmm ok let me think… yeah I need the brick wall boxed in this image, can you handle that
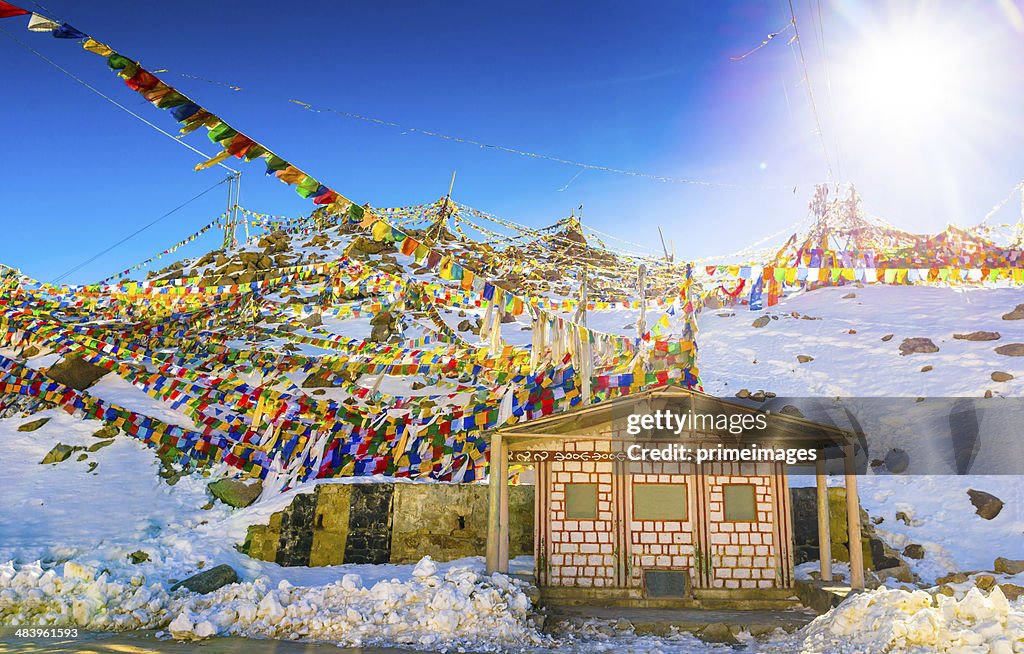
[703,462,782,589]
[545,439,618,587]
[626,463,696,588]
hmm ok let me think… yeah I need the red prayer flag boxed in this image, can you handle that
[226,133,256,158]
[312,189,339,205]
[124,69,160,92]
[0,1,28,18]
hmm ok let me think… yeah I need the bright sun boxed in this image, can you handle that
[852,31,963,122]
[837,14,982,149]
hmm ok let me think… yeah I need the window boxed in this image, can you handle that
[564,483,598,519]
[633,483,687,521]
[723,484,757,521]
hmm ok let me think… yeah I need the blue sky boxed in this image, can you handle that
[2,0,1023,282]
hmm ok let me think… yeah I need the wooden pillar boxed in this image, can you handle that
[844,444,864,590]
[486,431,502,574]
[816,456,832,582]
[498,440,510,573]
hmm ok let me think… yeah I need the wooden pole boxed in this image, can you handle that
[498,440,510,572]
[637,263,648,339]
[816,456,832,582]
[844,444,864,589]
[579,267,592,405]
[657,226,670,261]
[486,431,503,574]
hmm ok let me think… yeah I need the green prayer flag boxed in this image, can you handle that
[208,122,238,144]
[107,53,133,70]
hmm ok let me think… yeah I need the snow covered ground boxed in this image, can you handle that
[3,284,1024,652]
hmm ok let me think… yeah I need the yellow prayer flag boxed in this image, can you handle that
[83,39,114,57]
[194,149,232,171]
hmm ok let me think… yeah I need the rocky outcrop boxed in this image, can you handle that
[953,331,1000,341]
[40,443,82,464]
[966,489,1004,520]
[17,417,50,432]
[171,564,238,594]
[994,343,1024,356]
[994,557,1024,575]
[899,338,938,355]
[44,355,109,390]
[208,478,263,508]
[1001,304,1024,320]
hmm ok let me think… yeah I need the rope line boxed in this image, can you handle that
[52,177,232,283]
[141,68,790,190]
[0,27,239,174]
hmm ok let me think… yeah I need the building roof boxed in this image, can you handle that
[494,383,853,451]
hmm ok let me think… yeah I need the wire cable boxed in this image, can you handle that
[52,176,232,284]
[785,0,836,183]
[0,27,239,174]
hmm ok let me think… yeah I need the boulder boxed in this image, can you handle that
[994,343,1024,357]
[45,355,109,390]
[700,622,736,644]
[302,374,334,389]
[735,389,751,399]
[920,365,933,372]
[842,292,857,299]
[92,424,119,439]
[208,478,263,508]
[994,557,1024,575]
[17,417,50,432]
[129,550,150,564]
[40,443,82,464]
[899,338,938,355]
[976,574,996,591]
[171,564,238,594]
[903,544,925,560]
[300,312,323,328]
[954,331,1000,341]
[1001,304,1024,320]
[797,355,814,363]
[752,316,771,328]
[345,236,391,257]
[999,583,1024,601]
[936,572,969,585]
[87,439,114,453]
[881,334,894,342]
[967,489,1004,520]
[991,371,1014,382]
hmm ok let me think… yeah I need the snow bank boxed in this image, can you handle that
[167,557,546,650]
[0,557,548,652]
[773,587,1024,653]
[0,560,172,630]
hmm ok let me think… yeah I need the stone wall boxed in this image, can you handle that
[790,486,904,571]
[244,482,533,566]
